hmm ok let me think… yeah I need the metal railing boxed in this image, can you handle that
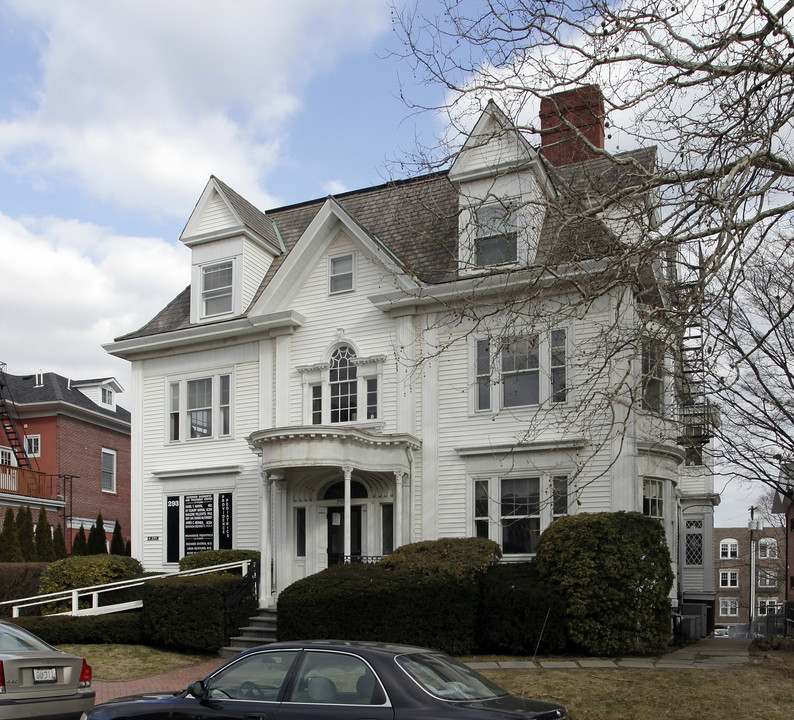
[0,560,254,618]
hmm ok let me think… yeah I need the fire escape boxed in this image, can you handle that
[0,362,32,469]
[675,279,720,465]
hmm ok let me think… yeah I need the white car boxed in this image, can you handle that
[0,620,95,720]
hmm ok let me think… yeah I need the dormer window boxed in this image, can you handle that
[101,387,114,406]
[202,261,233,317]
[475,203,518,266]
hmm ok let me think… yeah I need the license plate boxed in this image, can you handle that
[33,667,57,683]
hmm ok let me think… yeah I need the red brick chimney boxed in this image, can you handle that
[539,85,605,166]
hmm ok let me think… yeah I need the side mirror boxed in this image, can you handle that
[187,680,206,699]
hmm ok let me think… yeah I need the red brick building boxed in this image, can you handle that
[714,524,786,627]
[0,366,130,552]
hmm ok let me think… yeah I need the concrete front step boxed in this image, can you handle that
[220,609,277,659]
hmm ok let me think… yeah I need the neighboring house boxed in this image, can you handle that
[0,365,131,550]
[105,85,719,615]
[714,525,786,627]
[772,473,794,610]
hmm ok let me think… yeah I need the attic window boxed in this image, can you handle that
[202,261,233,317]
[474,203,518,266]
[329,253,354,294]
[101,387,114,406]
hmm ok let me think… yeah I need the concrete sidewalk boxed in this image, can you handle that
[92,636,753,705]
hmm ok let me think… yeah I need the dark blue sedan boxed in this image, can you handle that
[80,640,567,720]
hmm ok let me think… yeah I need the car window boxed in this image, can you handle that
[396,652,508,701]
[204,650,298,701]
[286,650,386,706]
[0,624,53,652]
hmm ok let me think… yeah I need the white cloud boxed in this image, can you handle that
[0,0,390,218]
[0,212,188,389]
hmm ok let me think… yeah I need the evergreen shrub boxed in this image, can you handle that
[380,537,501,580]
[477,563,567,655]
[10,612,144,645]
[277,562,480,655]
[534,511,674,656]
[0,563,49,616]
[142,573,257,653]
[178,548,260,571]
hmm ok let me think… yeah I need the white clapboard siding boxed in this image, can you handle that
[196,193,237,235]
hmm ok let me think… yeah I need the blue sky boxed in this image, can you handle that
[0,0,757,525]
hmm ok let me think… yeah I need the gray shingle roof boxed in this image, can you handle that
[118,148,655,342]
[0,372,131,424]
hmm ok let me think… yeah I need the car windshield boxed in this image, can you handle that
[396,652,508,701]
[0,624,54,652]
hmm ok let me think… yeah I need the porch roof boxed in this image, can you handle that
[247,425,420,476]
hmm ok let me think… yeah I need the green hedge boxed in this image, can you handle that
[40,555,144,593]
[178,549,260,571]
[0,563,49,616]
[379,537,501,580]
[9,613,144,645]
[477,563,567,655]
[142,573,257,653]
[277,563,480,655]
[535,511,674,656]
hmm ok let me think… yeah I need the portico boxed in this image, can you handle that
[248,426,420,607]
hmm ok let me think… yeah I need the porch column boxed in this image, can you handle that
[394,470,404,549]
[343,465,352,558]
[258,470,281,609]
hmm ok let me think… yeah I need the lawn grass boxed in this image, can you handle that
[483,650,794,720]
[58,643,216,682]
[58,644,794,719]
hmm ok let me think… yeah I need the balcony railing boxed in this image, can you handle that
[0,463,55,499]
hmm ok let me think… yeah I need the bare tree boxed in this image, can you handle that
[389,0,794,498]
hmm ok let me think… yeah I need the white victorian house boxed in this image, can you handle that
[105,86,719,619]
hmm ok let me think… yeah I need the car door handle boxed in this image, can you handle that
[244,714,268,720]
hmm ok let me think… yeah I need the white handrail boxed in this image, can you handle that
[0,560,252,617]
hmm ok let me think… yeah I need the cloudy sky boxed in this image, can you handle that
[0,0,759,525]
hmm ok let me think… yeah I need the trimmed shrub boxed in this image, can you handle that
[35,507,55,562]
[178,548,261,571]
[53,524,67,560]
[142,573,257,653]
[110,521,125,556]
[10,613,144,645]
[87,515,107,555]
[277,563,480,655]
[535,511,674,656]
[16,507,35,561]
[39,555,144,612]
[0,508,22,562]
[477,563,567,655]
[380,537,501,580]
[0,563,49,616]
[71,526,88,556]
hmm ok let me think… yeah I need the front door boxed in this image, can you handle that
[327,505,362,565]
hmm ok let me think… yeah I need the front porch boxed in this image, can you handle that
[248,425,420,608]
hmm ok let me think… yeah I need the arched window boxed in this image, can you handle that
[720,538,738,559]
[323,481,368,500]
[330,346,357,423]
[759,537,778,559]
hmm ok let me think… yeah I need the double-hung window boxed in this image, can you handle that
[474,203,517,266]
[758,569,777,588]
[502,335,540,408]
[720,597,739,616]
[641,338,664,412]
[24,435,41,458]
[759,538,778,559]
[720,538,738,559]
[475,330,568,412]
[202,261,233,317]
[642,478,664,520]
[720,570,739,588]
[169,374,232,441]
[329,253,354,294]
[101,449,117,493]
[476,474,567,555]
